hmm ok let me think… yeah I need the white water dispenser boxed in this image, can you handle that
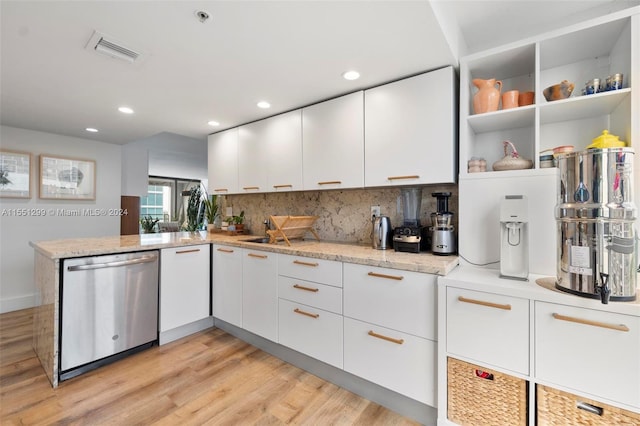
[500,195,529,281]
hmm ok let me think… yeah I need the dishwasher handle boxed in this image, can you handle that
[67,254,158,271]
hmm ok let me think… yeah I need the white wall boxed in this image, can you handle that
[0,126,122,313]
[130,132,207,181]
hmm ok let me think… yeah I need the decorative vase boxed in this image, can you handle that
[473,78,502,114]
[502,90,519,109]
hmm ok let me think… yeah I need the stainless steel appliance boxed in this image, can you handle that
[372,215,392,250]
[60,251,159,381]
[394,187,423,253]
[555,148,637,303]
[430,192,456,255]
[500,195,529,280]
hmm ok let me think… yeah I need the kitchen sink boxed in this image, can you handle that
[244,237,271,244]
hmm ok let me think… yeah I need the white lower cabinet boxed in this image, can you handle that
[278,298,343,368]
[446,287,529,375]
[242,248,278,341]
[278,276,342,314]
[344,317,436,406]
[160,244,210,332]
[535,301,640,408]
[212,244,242,327]
[343,263,436,340]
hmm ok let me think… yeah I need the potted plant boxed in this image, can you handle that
[203,194,219,232]
[232,210,245,232]
[140,215,159,233]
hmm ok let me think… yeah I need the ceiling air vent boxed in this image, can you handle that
[85,31,141,63]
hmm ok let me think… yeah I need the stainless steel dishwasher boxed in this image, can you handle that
[60,250,159,381]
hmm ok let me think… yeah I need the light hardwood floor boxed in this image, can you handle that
[0,308,420,425]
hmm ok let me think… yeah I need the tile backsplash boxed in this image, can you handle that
[223,184,458,244]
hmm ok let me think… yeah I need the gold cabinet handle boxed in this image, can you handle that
[217,248,234,253]
[293,260,319,267]
[294,308,319,319]
[318,180,342,185]
[368,330,404,345]
[175,248,200,254]
[247,253,267,259]
[458,296,511,311]
[293,284,319,293]
[367,271,404,281]
[387,175,419,181]
[213,188,228,192]
[243,186,260,191]
[552,313,629,332]
[273,184,293,189]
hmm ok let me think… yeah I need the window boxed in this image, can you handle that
[140,176,201,225]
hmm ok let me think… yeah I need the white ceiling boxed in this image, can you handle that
[1,0,637,146]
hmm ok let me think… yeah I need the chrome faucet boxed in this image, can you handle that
[263,219,271,235]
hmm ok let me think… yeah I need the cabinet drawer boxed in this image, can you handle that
[344,317,436,405]
[343,263,436,340]
[446,287,529,375]
[278,254,342,287]
[535,301,640,408]
[278,299,343,368]
[278,276,342,314]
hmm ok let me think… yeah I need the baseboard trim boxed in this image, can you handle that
[0,294,35,314]
[159,317,214,345]
[213,317,437,425]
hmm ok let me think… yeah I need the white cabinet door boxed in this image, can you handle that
[160,244,210,332]
[266,110,303,192]
[208,128,239,195]
[302,91,364,190]
[343,263,436,340]
[238,120,270,194]
[344,317,436,406]
[242,248,278,342]
[278,276,343,315]
[364,66,456,187]
[278,298,343,368]
[535,301,640,408]
[446,287,530,375]
[212,244,243,327]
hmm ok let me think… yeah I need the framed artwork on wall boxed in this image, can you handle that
[0,149,32,198]
[39,154,96,200]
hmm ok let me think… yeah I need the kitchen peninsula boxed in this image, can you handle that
[30,231,458,391]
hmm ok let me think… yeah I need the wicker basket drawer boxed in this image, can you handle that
[537,385,640,426]
[447,357,528,426]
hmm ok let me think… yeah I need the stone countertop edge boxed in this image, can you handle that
[29,232,459,276]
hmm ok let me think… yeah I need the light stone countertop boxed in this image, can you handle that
[30,231,459,276]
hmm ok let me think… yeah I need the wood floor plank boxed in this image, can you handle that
[0,308,420,425]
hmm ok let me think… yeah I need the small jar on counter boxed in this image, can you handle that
[539,154,555,168]
[467,157,487,173]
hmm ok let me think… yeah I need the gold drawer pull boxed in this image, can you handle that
[217,248,234,253]
[175,249,200,254]
[368,272,404,281]
[368,330,404,345]
[552,313,629,332]
[213,188,228,192]
[458,296,511,311]
[243,186,260,191]
[387,175,419,181]
[294,308,319,319]
[273,184,293,189]
[318,180,342,185]
[248,253,267,259]
[293,260,319,267]
[293,284,319,293]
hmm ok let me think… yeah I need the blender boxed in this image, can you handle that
[393,187,423,253]
[430,192,456,255]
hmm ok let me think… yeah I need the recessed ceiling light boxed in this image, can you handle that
[85,127,99,133]
[118,106,134,114]
[208,120,220,127]
[342,70,360,81]
[257,101,271,109]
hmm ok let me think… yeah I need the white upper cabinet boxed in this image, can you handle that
[364,66,457,187]
[208,128,239,195]
[237,110,303,193]
[302,91,364,190]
